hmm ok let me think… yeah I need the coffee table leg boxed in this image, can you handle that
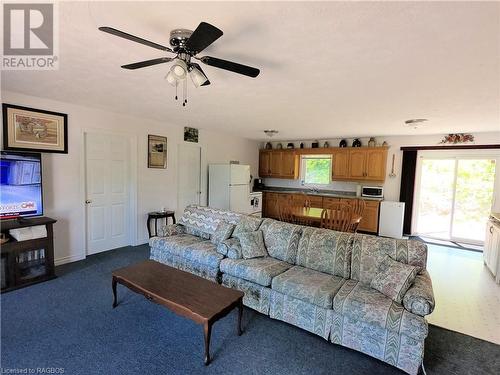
[203,322,212,366]
[237,298,243,336]
[204,321,212,365]
[112,276,118,308]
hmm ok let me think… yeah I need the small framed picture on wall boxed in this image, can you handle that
[184,126,198,143]
[148,135,167,169]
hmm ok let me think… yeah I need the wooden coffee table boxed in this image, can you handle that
[111,260,244,365]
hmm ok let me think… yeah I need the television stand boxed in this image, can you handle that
[16,217,32,225]
[1,216,57,293]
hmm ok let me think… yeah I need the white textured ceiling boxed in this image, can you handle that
[2,1,499,140]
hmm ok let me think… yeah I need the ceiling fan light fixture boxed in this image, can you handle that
[170,59,188,79]
[165,71,177,86]
[189,66,209,87]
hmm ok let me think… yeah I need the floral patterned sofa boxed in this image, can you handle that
[149,205,435,375]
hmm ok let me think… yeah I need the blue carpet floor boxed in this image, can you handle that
[2,245,499,375]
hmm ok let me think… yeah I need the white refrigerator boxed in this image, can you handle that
[208,164,251,214]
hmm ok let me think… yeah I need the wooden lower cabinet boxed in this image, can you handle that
[263,192,380,233]
[357,200,380,233]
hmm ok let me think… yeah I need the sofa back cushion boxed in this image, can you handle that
[232,215,263,237]
[296,227,353,278]
[259,219,302,264]
[350,234,427,286]
[179,205,242,236]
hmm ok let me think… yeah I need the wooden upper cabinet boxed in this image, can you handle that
[259,150,298,179]
[259,151,271,177]
[270,151,283,177]
[332,150,349,179]
[281,151,298,179]
[259,147,386,181]
[365,149,387,181]
[348,150,367,178]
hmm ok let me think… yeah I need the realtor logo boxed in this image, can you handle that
[2,2,59,69]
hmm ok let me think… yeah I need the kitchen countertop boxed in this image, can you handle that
[253,186,384,201]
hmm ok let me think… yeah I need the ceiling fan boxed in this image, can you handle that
[99,22,260,105]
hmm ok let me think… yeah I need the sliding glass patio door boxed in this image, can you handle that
[414,153,497,244]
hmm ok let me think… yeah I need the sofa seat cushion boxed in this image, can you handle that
[179,241,225,269]
[150,234,204,254]
[333,280,428,340]
[271,266,346,309]
[220,257,292,287]
[152,234,223,269]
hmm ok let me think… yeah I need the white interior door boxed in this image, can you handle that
[177,144,201,212]
[85,132,130,255]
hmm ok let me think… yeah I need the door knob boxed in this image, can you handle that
[85,199,92,204]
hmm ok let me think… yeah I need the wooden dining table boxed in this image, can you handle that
[291,207,362,227]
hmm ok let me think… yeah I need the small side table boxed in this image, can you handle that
[147,211,176,238]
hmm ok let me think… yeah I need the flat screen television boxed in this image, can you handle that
[0,151,43,219]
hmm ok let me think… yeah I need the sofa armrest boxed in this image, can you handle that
[403,269,435,316]
[158,224,185,237]
[217,238,243,259]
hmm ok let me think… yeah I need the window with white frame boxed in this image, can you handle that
[300,155,332,185]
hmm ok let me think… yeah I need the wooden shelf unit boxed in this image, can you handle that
[1,217,57,293]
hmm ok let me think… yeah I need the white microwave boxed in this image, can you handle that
[362,186,384,198]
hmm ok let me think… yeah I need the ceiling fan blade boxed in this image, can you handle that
[185,22,223,54]
[190,63,211,86]
[99,26,173,52]
[200,56,260,78]
[121,57,173,70]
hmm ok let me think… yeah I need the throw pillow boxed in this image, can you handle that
[211,221,235,245]
[237,230,268,259]
[232,216,262,237]
[370,256,420,304]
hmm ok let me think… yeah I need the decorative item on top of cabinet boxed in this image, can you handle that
[265,142,272,149]
[339,139,347,148]
[352,138,362,147]
[368,137,376,147]
[323,141,329,148]
[276,143,283,149]
[300,142,304,149]
[287,143,294,149]
[311,140,319,148]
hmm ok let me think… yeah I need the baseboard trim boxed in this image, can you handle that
[55,254,86,266]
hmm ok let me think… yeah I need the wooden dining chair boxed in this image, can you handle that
[279,205,295,223]
[349,199,366,233]
[299,192,311,209]
[320,203,353,232]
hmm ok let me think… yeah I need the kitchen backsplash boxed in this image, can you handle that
[261,178,360,193]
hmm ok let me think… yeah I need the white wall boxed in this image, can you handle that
[262,132,500,202]
[0,90,259,265]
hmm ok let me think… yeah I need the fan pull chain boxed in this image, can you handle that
[175,81,178,101]
[182,79,187,107]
